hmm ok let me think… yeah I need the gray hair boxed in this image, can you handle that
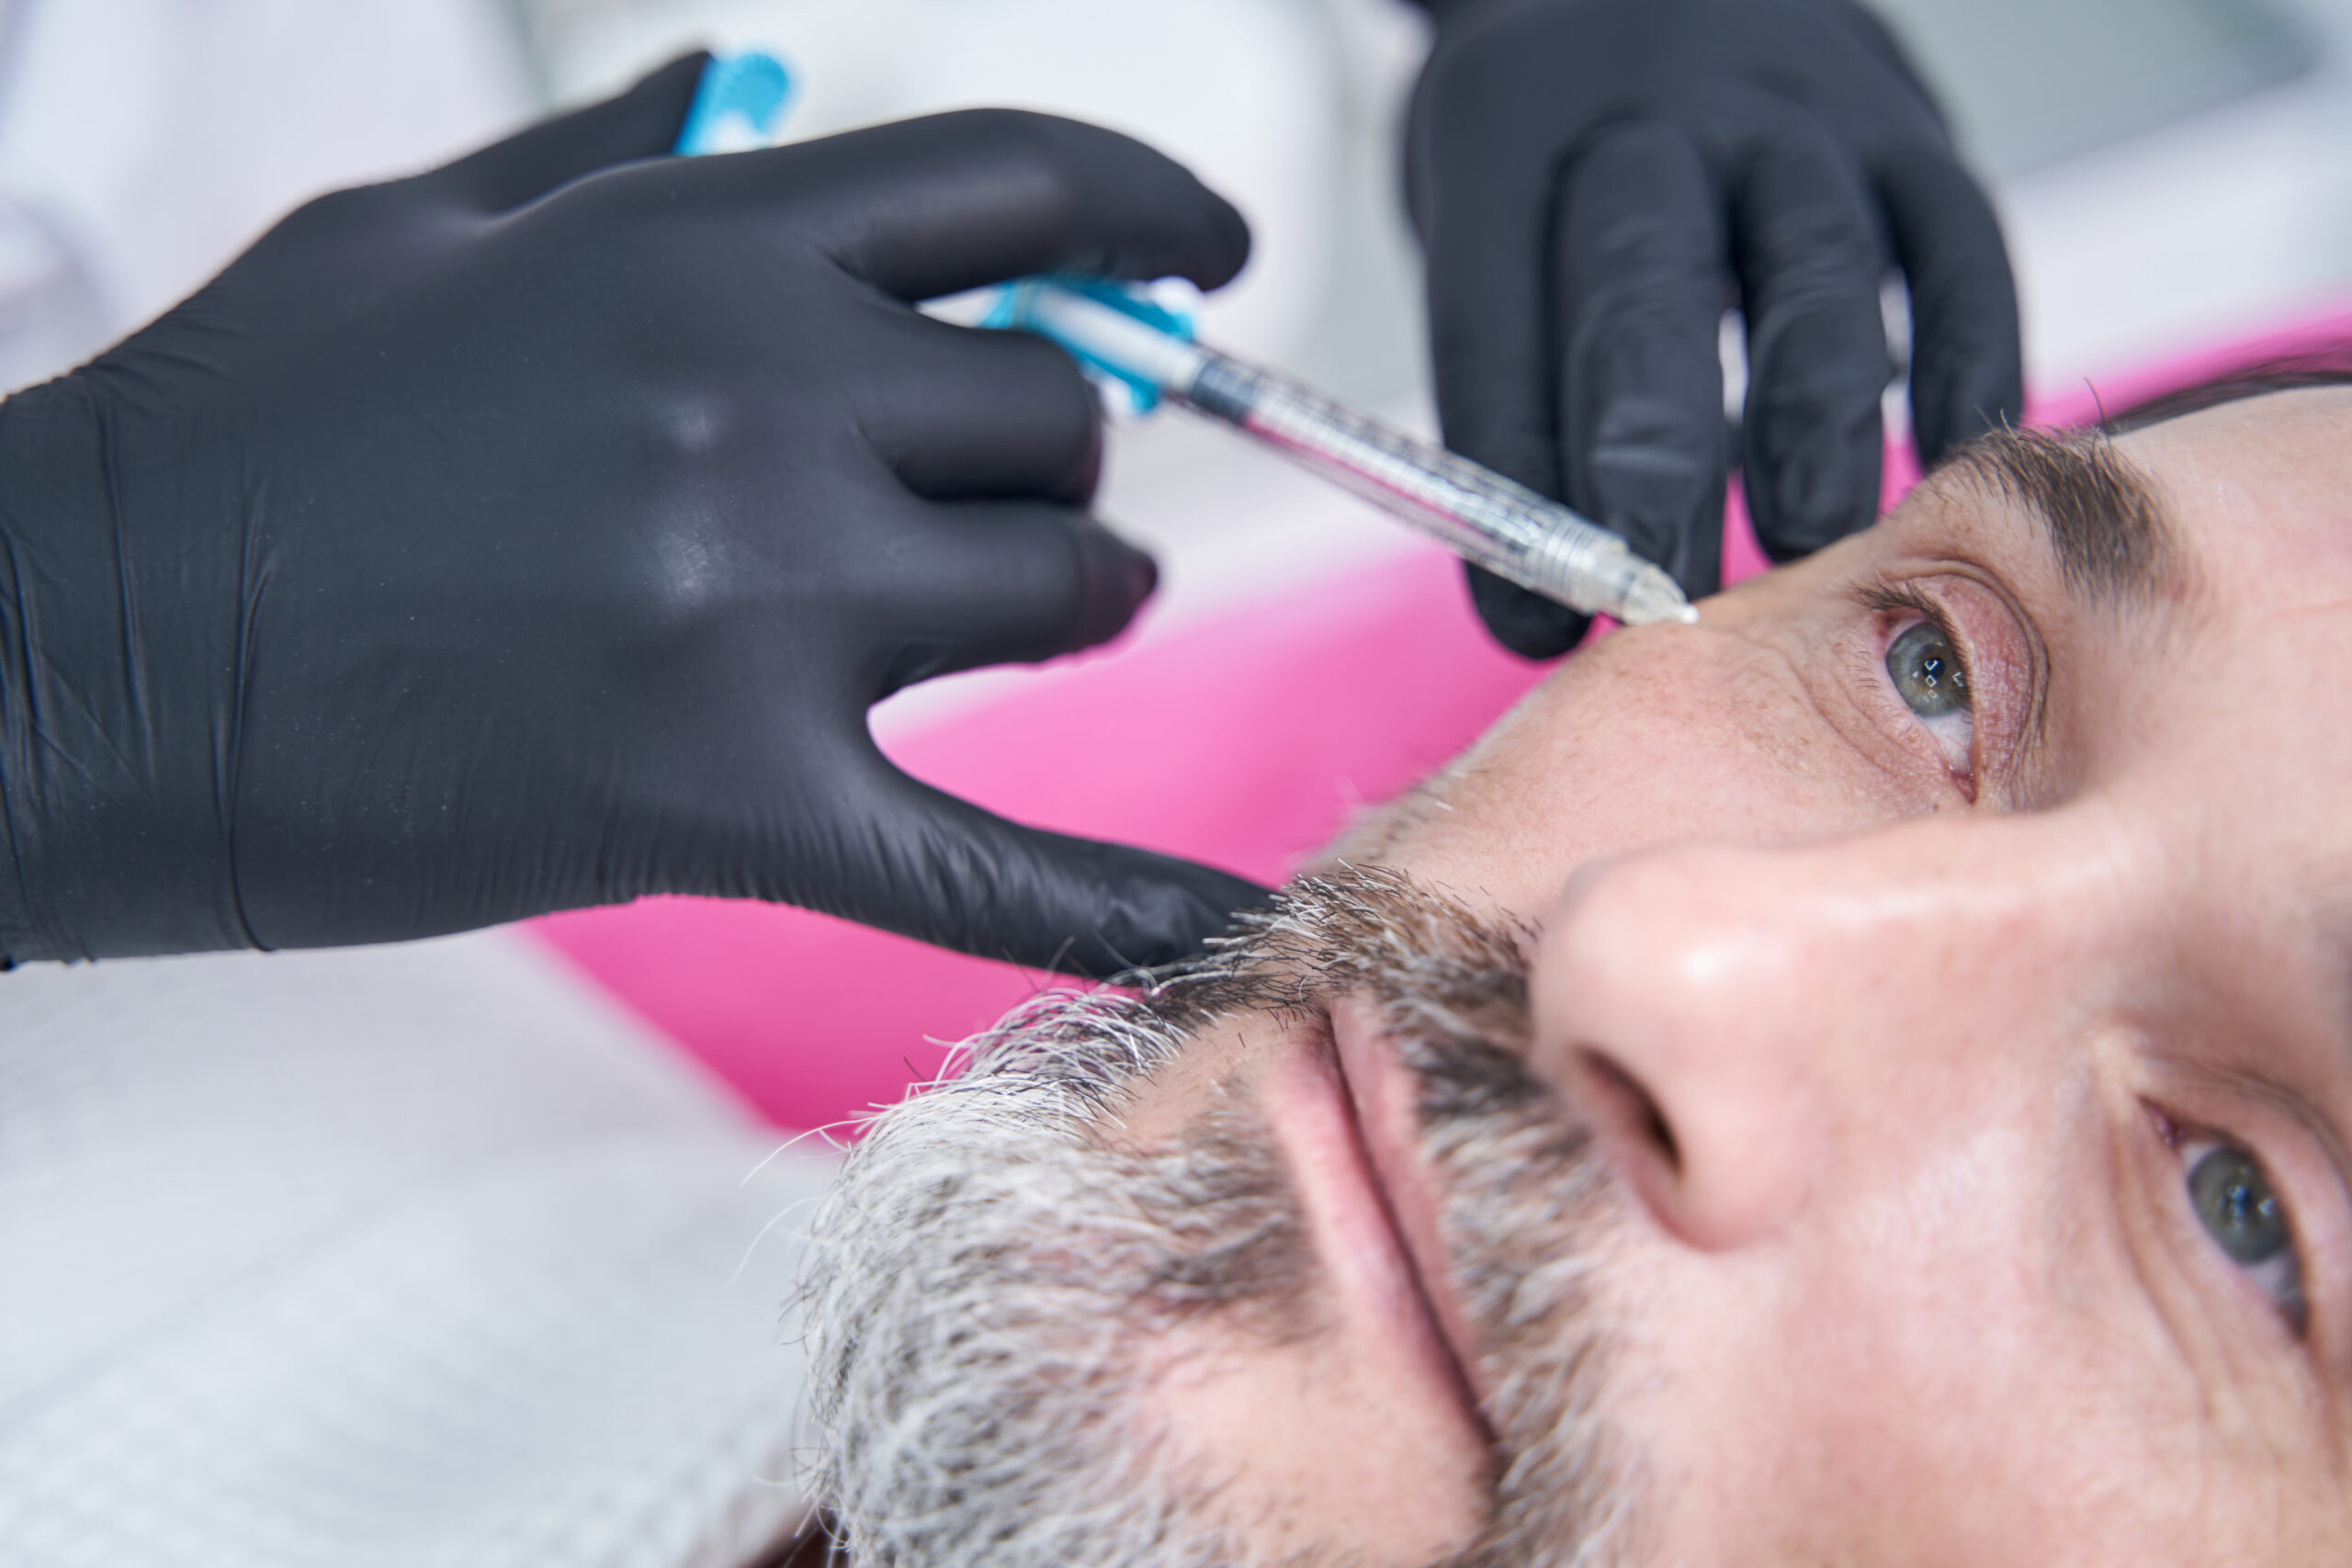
[800,866,1645,1568]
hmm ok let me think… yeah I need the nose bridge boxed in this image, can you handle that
[1532,816,2122,1252]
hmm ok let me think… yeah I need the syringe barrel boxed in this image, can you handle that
[1177,356,1650,620]
[1005,278,1690,625]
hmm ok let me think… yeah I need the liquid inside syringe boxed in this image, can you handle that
[1001,279,1697,628]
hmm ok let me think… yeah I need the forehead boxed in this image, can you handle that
[1889,387,2352,819]
[2110,388,2352,608]
[1898,390,2352,1021]
[2001,389,2352,831]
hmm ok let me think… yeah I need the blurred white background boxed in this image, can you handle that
[11,0,2352,404]
[513,0,2352,416]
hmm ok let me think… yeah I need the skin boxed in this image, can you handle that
[1105,389,2352,1563]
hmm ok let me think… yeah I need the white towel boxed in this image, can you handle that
[0,929,830,1568]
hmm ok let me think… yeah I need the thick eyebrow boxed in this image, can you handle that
[1927,428,2194,611]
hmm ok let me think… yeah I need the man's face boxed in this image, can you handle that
[808,389,2352,1564]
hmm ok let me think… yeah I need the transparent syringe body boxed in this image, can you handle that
[1000,277,1695,626]
[1176,355,1692,626]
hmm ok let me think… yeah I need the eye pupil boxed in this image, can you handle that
[1886,620,1968,718]
[2188,1146,2290,1266]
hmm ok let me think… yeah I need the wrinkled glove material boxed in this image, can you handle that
[0,55,1265,976]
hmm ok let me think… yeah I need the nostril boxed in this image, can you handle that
[1577,1048,1679,1173]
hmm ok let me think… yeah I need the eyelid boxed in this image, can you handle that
[1859,581,1969,671]
[1851,569,2039,802]
[1859,579,1952,626]
[1859,579,1979,790]
[2152,1108,2312,1337]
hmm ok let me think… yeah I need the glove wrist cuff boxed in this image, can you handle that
[0,376,248,964]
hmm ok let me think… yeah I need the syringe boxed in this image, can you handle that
[989,277,1698,628]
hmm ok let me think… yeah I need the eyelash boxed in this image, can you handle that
[1859,580,1963,649]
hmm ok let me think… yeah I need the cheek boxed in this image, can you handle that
[1616,1081,2195,1563]
[1383,631,1906,919]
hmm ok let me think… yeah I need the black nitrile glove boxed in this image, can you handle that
[1405,0,2023,656]
[0,56,1268,976]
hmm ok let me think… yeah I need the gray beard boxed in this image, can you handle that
[799,866,1644,1568]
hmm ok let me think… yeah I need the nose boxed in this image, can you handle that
[1527,821,2099,1252]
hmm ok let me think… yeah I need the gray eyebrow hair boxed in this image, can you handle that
[1930,427,2188,609]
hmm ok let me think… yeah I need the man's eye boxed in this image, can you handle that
[2185,1141,2307,1329]
[1886,620,1968,718]
[2188,1145,2288,1261]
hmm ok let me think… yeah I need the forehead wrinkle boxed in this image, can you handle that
[1930,428,2193,613]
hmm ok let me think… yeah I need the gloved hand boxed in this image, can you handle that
[0,56,1267,976]
[1405,0,2023,656]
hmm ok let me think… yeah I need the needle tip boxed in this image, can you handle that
[1615,568,1701,628]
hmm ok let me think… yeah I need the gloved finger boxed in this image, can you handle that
[866,501,1160,697]
[1413,66,1586,660]
[826,743,1271,976]
[858,321,1102,506]
[1463,564,1592,660]
[424,52,710,214]
[1731,117,1892,564]
[1874,147,2023,469]
[1414,82,1565,502]
[1554,119,1729,602]
[699,109,1250,303]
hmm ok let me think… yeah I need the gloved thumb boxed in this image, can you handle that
[424,51,711,215]
[804,744,1272,978]
[1465,565,1592,660]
